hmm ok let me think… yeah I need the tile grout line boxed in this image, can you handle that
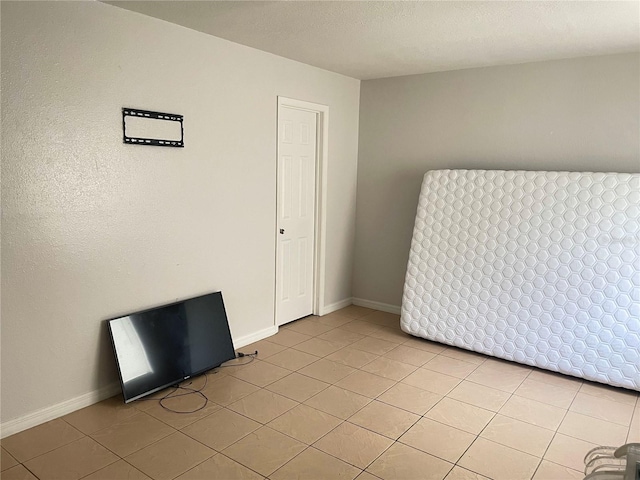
[386,370,493,478]
[537,458,587,476]
[463,378,637,430]
[263,371,335,404]
[530,378,583,479]
[4,417,87,466]
[291,414,369,472]
[89,414,177,464]
[76,457,137,480]
[181,413,269,474]
[201,421,304,478]
[450,364,535,478]
[19,457,49,480]
[377,356,489,475]
[265,444,363,480]
[628,394,640,443]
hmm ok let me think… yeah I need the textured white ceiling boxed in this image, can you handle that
[107,1,640,80]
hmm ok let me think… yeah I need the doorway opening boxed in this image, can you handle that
[275,97,329,326]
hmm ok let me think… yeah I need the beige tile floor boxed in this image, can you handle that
[2,305,639,480]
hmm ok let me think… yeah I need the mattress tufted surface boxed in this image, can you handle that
[401,170,640,391]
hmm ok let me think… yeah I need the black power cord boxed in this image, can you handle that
[218,350,258,367]
[158,376,210,414]
[135,350,259,414]
[238,350,258,357]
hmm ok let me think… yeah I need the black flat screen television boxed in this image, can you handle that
[108,291,236,403]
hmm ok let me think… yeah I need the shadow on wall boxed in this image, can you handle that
[93,321,120,393]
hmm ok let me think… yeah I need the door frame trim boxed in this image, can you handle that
[275,96,329,326]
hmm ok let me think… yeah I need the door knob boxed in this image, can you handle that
[280,229,285,234]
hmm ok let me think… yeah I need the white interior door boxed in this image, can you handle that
[276,106,317,326]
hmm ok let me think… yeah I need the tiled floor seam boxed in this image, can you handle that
[18,461,45,480]
[252,409,347,457]
[536,458,585,477]
[227,366,295,387]
[422,358,531,409]
[302,413,388,472]
[359,439,403,478]
[419,380,501,411]
[262,443,306,478]
[441,463,456,480]
[339,374,400,399]
[511,391,637,429]
[386,391,481,469]
[393,436,463,467]
[216,425,304,477]
[547,430,632,448]
[449,401,500,473]
[263,371,335,403]
[177,451,264,480]
[92,426,176,462]
[311,428,382,472]
[294,368,352,389]
[426,351,484,368]
[449,461,491,480]
[531,381,582,479]
[449,375,516,396]
[75,457,121,480]
[7,419,87,464]
[343,403,424,442]
[267,395,341,426]
[476,413,558,459]
[576,388,639,406]
[391,368,512,416]
[374,396,436,417]
[445,365,535,478]
[267,444,365,480]
[628,395,640,442]
[81,409,183,461]
[566,408,636,428]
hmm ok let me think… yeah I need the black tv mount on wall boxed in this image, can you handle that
[122,108,184,147]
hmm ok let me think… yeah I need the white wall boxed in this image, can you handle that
[353,53,640,308]
[0,1,360,425]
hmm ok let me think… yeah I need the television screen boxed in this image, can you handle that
[108,291,236,403]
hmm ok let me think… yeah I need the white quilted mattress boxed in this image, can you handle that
[401,169,640,391]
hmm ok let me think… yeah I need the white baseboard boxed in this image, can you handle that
[1,325,279,439]
[352,297,401,315]
[233,325,278,349]
[321,297,353,315]
[1,381,121,439]
[1,300,399,439]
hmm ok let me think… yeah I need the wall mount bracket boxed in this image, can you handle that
[122,108,184,147]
